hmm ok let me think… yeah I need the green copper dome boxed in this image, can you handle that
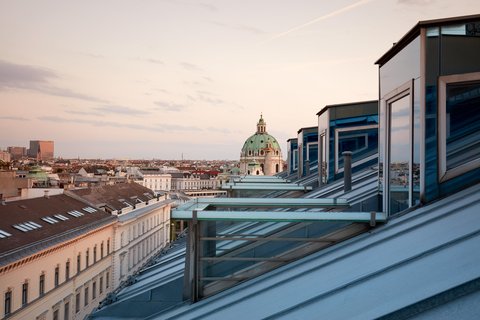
[241,115,282,157]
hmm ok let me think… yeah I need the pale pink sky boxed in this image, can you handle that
[0,0,478,159]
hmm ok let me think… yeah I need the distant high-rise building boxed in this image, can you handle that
[7,146,26,160]
[28,140,54,160]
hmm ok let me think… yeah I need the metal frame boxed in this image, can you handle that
[174,210,387,222]
[222,183,312,191]
[334,124,379,174]
[419,27,427,203]
[438,71,480,182]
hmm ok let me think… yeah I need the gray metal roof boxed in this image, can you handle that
[144,182,480,319]
[89,168,381,319]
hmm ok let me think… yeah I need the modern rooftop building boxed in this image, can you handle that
[286,138,298,175]
[89,14,480,319]
[317,100,378,185]
[376,13,480,215]
[297,126,318,178]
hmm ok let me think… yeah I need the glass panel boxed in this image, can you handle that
[445,80,480,169]
[307,143,318,163]
[389,94,410,214]
[337,127,378,171]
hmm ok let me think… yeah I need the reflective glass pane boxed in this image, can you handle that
[389,94,410,214]
[337,127,378,171]
[446,80,480,169]
[307,143,318,163]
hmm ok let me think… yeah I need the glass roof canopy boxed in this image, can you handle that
[173,198,386,223]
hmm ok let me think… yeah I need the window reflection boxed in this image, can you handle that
[446,80,480,169]
[336,127,378,172]
[389,94,410,214]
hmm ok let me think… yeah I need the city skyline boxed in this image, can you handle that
[1,0,478,159]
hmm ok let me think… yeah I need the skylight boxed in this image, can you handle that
[67,210,84,218]
[54,214,69,221]
[41,217,59,224]
[0,229,12,238]
[13,221,43,231]
[82,207,97,213]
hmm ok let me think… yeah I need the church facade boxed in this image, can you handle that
[240,115,283,175]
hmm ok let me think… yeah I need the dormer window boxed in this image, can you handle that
[438,72,480,182]
[377,16,480,215]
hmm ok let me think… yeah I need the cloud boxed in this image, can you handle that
[266,0,376,42]
[196,91,224,105]
[180,62,203,72]
[133,57,164,65]
[0,59,57,89]
[397,0,434,4]
[0,59,106,102]
[94,105,151,115]
[0,116,29,121]
[207,127,231,134]
[159,123,202,131]
[154,101,188,112]
[164,0,217,12]
[197,2,217,11]
[186,91,244,110]
[65,109,102,116]
[81,52,105,59]
[211,21,266,35]
[38,116,202,133]
[145,58,164,65]
[40,86,106,102]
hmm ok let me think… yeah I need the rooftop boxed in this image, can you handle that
[68,182,156,211]
[0,194,115,267]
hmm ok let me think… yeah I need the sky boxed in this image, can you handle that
[0,0,478,160]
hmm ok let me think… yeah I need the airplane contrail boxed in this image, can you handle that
[267,0,376,42]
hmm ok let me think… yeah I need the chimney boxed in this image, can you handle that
[44,190,50,199]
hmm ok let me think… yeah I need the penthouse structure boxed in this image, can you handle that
[90,14,480,320]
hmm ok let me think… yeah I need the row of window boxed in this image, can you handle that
[77,239,110,273]
[128,229,166,271]
[126,211,165,244]
[246,149,280,156]
[3,238,111,317]
[75,269,110,314]
[4,268,110,319]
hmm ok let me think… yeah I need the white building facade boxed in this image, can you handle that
[0,195,116,320]
[112,196,172,289]
[139,173,171,192]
